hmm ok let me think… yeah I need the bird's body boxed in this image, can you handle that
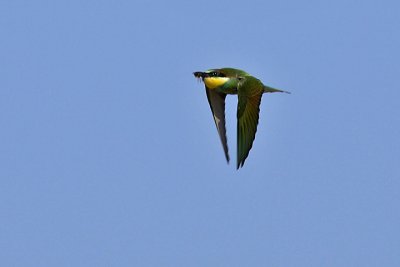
[193,67,289,169]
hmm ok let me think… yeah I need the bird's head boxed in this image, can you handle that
[193,68,239,89]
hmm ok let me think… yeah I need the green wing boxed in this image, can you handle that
[236,77,264,169]
[205,88,230,163]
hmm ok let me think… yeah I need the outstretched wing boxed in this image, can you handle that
[236,77,264,169]
[205,88,230,163]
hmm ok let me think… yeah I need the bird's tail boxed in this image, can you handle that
[263,85,291,94]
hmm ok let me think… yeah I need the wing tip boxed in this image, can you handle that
[236,160,244,170]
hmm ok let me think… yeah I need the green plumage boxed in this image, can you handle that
[193,68,289,169]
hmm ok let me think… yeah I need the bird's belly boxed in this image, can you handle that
[220,87,238,95]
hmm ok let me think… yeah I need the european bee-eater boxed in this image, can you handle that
[193,67,289,169]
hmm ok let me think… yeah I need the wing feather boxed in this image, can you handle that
[236,77,264,169]
[205,88,230,162]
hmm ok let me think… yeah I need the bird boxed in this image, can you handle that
[193,67,289,169]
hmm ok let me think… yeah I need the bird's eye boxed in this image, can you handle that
[212,72,218,77]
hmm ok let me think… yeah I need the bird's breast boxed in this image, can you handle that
[203,77,230,89]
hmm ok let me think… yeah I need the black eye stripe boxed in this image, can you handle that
[206,71,226,78]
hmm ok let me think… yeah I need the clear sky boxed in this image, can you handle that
[1,0,400,266]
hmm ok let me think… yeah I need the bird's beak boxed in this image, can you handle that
[193,71,204,78]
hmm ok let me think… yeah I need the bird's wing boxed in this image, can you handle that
[236,77,264,169]
[205,88,230,163]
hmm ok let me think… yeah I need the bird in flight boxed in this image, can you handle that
[193,68,289,169]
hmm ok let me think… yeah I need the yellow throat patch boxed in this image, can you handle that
[203,77,229,89]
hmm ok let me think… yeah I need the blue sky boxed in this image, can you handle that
[1,0,400,266]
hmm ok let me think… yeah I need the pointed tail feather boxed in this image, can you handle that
[263,85,291,94]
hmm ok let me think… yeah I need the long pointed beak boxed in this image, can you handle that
[193,71,204,78]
